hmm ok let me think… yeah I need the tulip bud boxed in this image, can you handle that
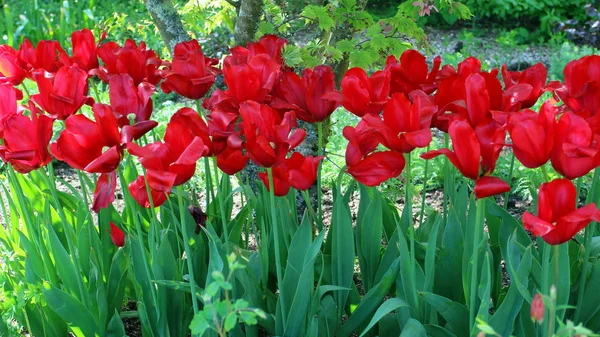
[189,206,207,234]
[531,293,545,324]
[108,222,125,247]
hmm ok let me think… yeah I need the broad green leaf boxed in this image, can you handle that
[421,292,469,337]
[359,298,408,337]
[580,259,600,324]
[43,282,99,337]
[356,187,382,292]
[399,318,427,337]
[106,311,126,337]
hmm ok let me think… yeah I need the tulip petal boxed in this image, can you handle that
[92,171,117,212]
[522,212,555,237]
[474,176,510,199]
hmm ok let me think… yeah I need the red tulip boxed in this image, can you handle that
[0,102,54,173]
[550,112,600,179]
[326,68,390,117]
[530,293,545,324]
[523,178,600,245]
[18,39,69,75]
[553,55,600,118]
[501,63,547,109]
[246,34,288,65]
[222,54,281,103]
[109,222,125,247]
[109,74,155,126]
[0,84,22,136]
[160,40,217,99]
[207,109,240,154]
[32,65,92,120]
[385,50,441,96]
[216,147,249,175]
[343,120,381,167]
[0,45,27,85]
[347,151,406,187]
[258,152,323,196]
[507,100,556,168]
[363,91,436,153]
[69,28,100,71]
[421,120,509,198]
[94,39,162,85]
[128,175,168,208]
[271,65,339,123]
[238,101,305,168]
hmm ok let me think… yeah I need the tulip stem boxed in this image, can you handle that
[213,159,230,253]
[443,133,449,223]
[419,145,430,227]
[469,197,486,332]
[267,167,286,327]
[540,241,551,334]
[540,165,550,183]
[575,176,583,204]
[503,152,515,210]
[90,79,102,103]
[20,83,30,100]
[548,245,559,337]
[573,167,600,322]
[405,152,420,316]
[177,186,200,317]
[317,121,324,230]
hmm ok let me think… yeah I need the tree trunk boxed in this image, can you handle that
[144,0,191,53]
[233,0,263,46]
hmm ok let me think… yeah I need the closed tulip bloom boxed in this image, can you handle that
[385,50,441,96]
[550,112,600,180]
[258,152,324,196]
[33,65,91,120]
[326,68,390,117]
[271,65,339,123]
[70,28,100,71]
[523,179,600,245]
[507,100,556,168]
[109,222,125,247]
[109,74,155,126]
[348,150,406,187]
[128,175,168,208]
[530,293,545,324]
[554,55,600,118]
[363,91,436,153]
[343,120,382,167]
[0,103,54,174]
[160,40,217,100]
[18,39,69,75]
[0,45,27,85]
[222,54,281,104]
[238,101,305,168]
[246,34,288,65]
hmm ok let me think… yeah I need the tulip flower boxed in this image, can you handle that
[506,100,556,169]
[237,101,305,168]
[94,39,162,85]
[271,65,339,123]
[363,91,436,153]
[246,34,288,65]
[109,222,125,247]
[0,84,23,136]
[326,68,390,117]
[109,74,155,126]
[222,53,281,104]
[530,293,545,324]
[32,65,92,120]
[553,55,600,118]
[128,176,169,208]
[550,112,600,180]
[0,45,27,85]
[18,39,69,75]
[258,152,323,196]
[69,28,100,71]
[51,103,157,211]
[0,102,54,173]
[385,50,441,96]
[501,63,547,109]
[189,206,207,234]
[421,119,510,199]
[523,178,600,245]
[160,40,217,100]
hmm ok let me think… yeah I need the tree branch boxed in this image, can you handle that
[233,0,263,46]
[144,0,191,54]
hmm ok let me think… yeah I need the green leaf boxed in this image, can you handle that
[224,312,237,332]
[580,259,600,324]
[42,282,99,337]
[348,50,373,69]
[336,39,355,53]
[359,298,408,337]
[421,292,469,337]
[190,313,210,336]
[400,318,427,337]
[255,21,274,39]
[356,186,382,292]
[369,33,387,51]
[106,311,126,337]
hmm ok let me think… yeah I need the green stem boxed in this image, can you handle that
[213,159,230,253]
[540,165,550,183]
[469,197,486,332]
[267,167,286,327]
[573,167,600,322]
[20,83,30,100]
[548,245,559,337]
[503,152,515,209]
[405,152,420,316]
[317,122,324,230]
[177,186,199,315]
[301,189,319,228]
[90,80,102,103]
[540,241,551,335]
[575,176,583,204]
[443,133,450,223]
[204,157,213,214]
[419,145,430,227]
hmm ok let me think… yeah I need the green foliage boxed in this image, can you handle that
[549,42,599,81]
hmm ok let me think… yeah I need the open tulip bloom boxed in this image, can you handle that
[3,31,600,337]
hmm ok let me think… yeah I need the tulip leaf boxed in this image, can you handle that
[106,311,126,337]
[45,214,81,297]
[356,185,382,292]
[359,298,408,337]
[337,258,400,337]
[424,324,459,337]
[555,242,570,320]
[434,209,463,301]
[399,318,427,337]
[580,259,600,324]
[42,282,99,337]
[421,292,469,337]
